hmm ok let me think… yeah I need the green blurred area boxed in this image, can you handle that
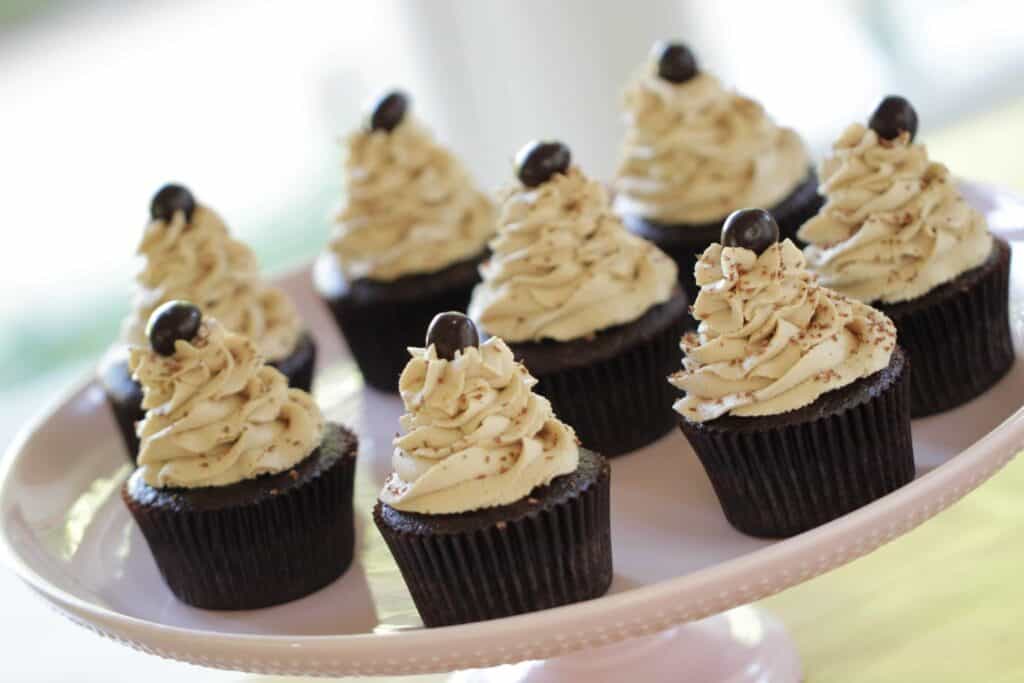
[0,0,67,26]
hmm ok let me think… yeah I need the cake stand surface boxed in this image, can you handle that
[1,181,1022,679]
[452,607,802,683]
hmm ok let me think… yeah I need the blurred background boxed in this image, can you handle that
[3,1,1024,680]
[3,0,1024,440]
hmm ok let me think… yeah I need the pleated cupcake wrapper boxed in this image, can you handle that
[123,452,357,610]
[680,361,915,538]
[879,238,1013,418]
[105,335,317,464]
[374,468,612,628]
[527,312,689,457]
[625,172,823,311]
[323,279,478,394]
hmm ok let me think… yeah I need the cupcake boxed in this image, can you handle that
[798,96,1014,417]
[614,41,821,305]
[672,209,914,538]
[468,140,687,456]
[101,184,315,458]
[315,90,496,393]
[122,301,357,610]
[374,312,612,627]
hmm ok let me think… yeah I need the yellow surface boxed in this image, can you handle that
[249,99,1024,683]
[761,453,1024,682]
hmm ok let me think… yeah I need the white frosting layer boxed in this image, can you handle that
[329,117,495,282]
[615,70,808,224]
[799,124,992,304]
[380,337,579,514]
[131,319,324,489]
[121,205,302,362]
[671,240,896,422]
[468,167,677,342]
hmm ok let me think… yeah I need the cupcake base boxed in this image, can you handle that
[622,170,822,312]
[270,331,318,394]
[506,289,689,457]
[877,237,1013,418]
[100,350,147,459]
[101,331,318,460]
[374,448,612,628]
[679,347,914,538]
[122,422,358,610]
[315,251,485,394]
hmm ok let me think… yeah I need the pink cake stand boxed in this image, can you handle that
[1,182,1022,682]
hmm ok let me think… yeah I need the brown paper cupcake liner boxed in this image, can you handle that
[679,348,915,538]
[317,252,485,393]
[508,292,689,457]
[102,332,318,461]
[123,423,358,610]
[622,170,822,314]
[877,237,1013,418]
[374,449,612,628]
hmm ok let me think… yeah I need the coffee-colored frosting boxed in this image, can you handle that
[121,205,302,361]
[379,337,579,514]
[671,240,896,422]
[131,319,324,489]
[799,123,992,304]
[614,70,808,225]
[468,166,677,342]
[328,117,495,282]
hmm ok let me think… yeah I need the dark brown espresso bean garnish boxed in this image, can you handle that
[425,311,479,360]
[721,208,780,255]
[147,300,202,356]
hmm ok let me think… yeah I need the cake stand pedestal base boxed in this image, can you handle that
[451,606,802,683]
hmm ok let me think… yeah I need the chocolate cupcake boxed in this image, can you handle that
[467,141,687,456]
[672,210,914,538]
[799,97,1014,417]
[101,184,316,458]
[315,90,496,393]
[374,313,612,627]
[122,302,356,610]
[614,41,822,306]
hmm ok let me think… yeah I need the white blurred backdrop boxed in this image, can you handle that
[2,0,1022,402]
[2,1,1024,679]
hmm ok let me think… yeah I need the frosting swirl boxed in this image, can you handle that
[614,70,808,224]
[130,319,324,489]
[329,117,495,282]
[380,337,579,514]
[121,205,303,361]
[798,123,992,304]
[468,167,677,342]
[671,240,895,422]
